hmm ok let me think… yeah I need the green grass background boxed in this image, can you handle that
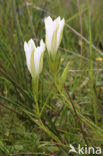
[0,0,103,155]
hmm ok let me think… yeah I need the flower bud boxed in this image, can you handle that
[44,16,65,59]
[24,39,45,78]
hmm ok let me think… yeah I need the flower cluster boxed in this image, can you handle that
[24,16,65,78]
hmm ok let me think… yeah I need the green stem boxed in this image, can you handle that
[32,77,39,116]
[23,109,62,146]
[53,76,89,145]
[87,0,97,125]
[32,76,62,145]
[65,87,89,145]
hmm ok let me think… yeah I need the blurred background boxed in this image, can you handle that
[0,0,103,155]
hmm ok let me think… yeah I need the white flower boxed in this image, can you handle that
[44,16,65,59]
[24,39,45,78]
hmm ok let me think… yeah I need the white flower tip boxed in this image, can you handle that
[60,18,65,28]
[62,18,65,24]
[40,39,43,44]
[44,16,53,25]
[28,38,34,43]
[54,17,60,24]
[24,41,28,51]
[45,16,52,20]
[40,39,45,51]
[24,41,27,46]
[57,16,61,21]
[28,39,35,48]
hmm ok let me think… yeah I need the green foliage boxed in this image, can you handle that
[0,0,103,155]
[58,62,69,90]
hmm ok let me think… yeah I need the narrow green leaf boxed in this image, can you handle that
[58,62,69,90]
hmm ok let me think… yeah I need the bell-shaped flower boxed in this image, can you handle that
[44,16,65,59]
[24,39,45,78]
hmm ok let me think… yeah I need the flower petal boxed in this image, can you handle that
[45,16,64,59]
[57,18,65,48]
[51,17,60,56]
[24,41,32,73]
[45,16,54,52]
[24,39,45,78]
[28,39,36,50]
[34,39,45,75]
[45,17,60,54]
